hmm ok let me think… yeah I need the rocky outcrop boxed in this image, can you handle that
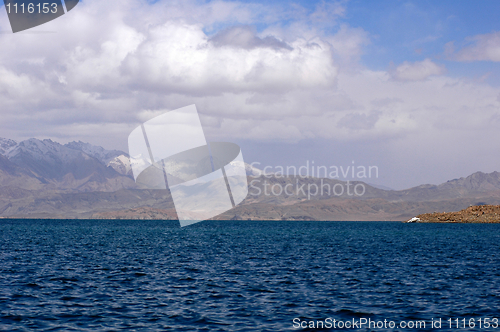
[412,205,500,223]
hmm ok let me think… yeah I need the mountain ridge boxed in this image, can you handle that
[1,137,500,220]
[1,138,136,192]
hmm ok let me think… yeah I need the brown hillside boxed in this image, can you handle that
[415,205,500,223]
[92,207,178,220]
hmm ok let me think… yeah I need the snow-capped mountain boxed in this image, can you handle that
[8,138,88,164]
[107,154,133,177]
[65,141,127,165]
[3,136,500,220]
[0,138,17,156]
[2,138,136,192]
[1,137,263,185]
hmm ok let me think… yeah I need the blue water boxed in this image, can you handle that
[1,220,500,331]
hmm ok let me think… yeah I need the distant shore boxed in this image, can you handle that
[408,205,500,223]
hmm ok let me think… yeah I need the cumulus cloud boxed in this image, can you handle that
[389,59,445,81]
[338,111,380,130]
[210,25,292,50]
[327,24,369,65]
[121,23,336,95]
[451,31,500,62]
[2,0,500,189]
[0,0,347,146]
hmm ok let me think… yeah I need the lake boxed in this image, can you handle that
[1,220,500,331]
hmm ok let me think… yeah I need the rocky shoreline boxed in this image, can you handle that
[407,205,500,223]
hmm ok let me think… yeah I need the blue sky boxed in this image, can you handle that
[236,0,500,82]
[230,0,500,82]
[1,0,500,189]
[347,1,500,81]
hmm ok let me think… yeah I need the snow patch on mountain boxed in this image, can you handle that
[2,138,137,191]
[7,138,83,162]
[65,141,127,165]
[0,138,18,156]
[107,155,133,177]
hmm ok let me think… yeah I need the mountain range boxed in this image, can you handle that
[0,138,135,192]
[1,137,500,221]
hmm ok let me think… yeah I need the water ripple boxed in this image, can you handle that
[1,220,500,331]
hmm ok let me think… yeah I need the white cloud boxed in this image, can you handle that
[0,0,349,147]
[121,23,337,94]
[1,0,500,190]
[389,58,445,81]
[327,24,370,65]
[210,25,292,50]
[337,111,381,130]
[451,31,500,62]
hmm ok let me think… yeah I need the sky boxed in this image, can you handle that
[1,0,500,189]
